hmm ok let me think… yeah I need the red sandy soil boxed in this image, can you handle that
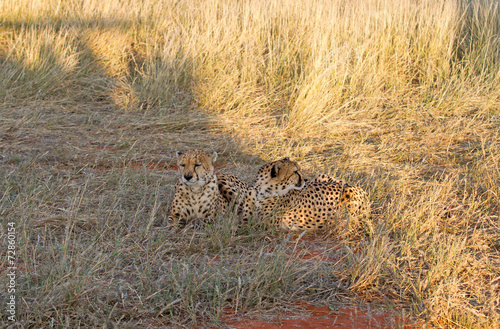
[216,236,414,329]
[220,303,413,329]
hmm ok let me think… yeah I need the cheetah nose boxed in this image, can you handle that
[184,174,193,181]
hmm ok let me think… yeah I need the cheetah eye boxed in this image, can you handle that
[179,164,185,167]
[194,163,201,168]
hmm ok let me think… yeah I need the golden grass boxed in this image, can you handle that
[1,0,499,327]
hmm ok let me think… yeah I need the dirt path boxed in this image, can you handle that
[220,303,413,328]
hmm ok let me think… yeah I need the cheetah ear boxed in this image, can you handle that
[211,151,218,163]
[176,151,183,159]
[270,162,282,178]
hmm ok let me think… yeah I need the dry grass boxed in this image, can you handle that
[1,0,499,328]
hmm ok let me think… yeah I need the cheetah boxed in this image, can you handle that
[240,158,369,231]
[216,172,249,212]
[167,149,227,226]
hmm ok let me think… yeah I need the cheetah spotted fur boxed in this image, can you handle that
[240,158,369,230]
[167,149,227,226]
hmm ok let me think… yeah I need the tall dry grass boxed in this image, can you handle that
[1,0,499,328]
[2,0,498,119]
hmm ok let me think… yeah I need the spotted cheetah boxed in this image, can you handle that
[216,173,249,212]
[240,158,369,230]
[167,149,227,226]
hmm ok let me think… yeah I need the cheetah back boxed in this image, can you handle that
[243,163,369,231]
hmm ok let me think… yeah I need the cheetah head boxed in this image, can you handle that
[176,149,217,191]
[253,157,305,199]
